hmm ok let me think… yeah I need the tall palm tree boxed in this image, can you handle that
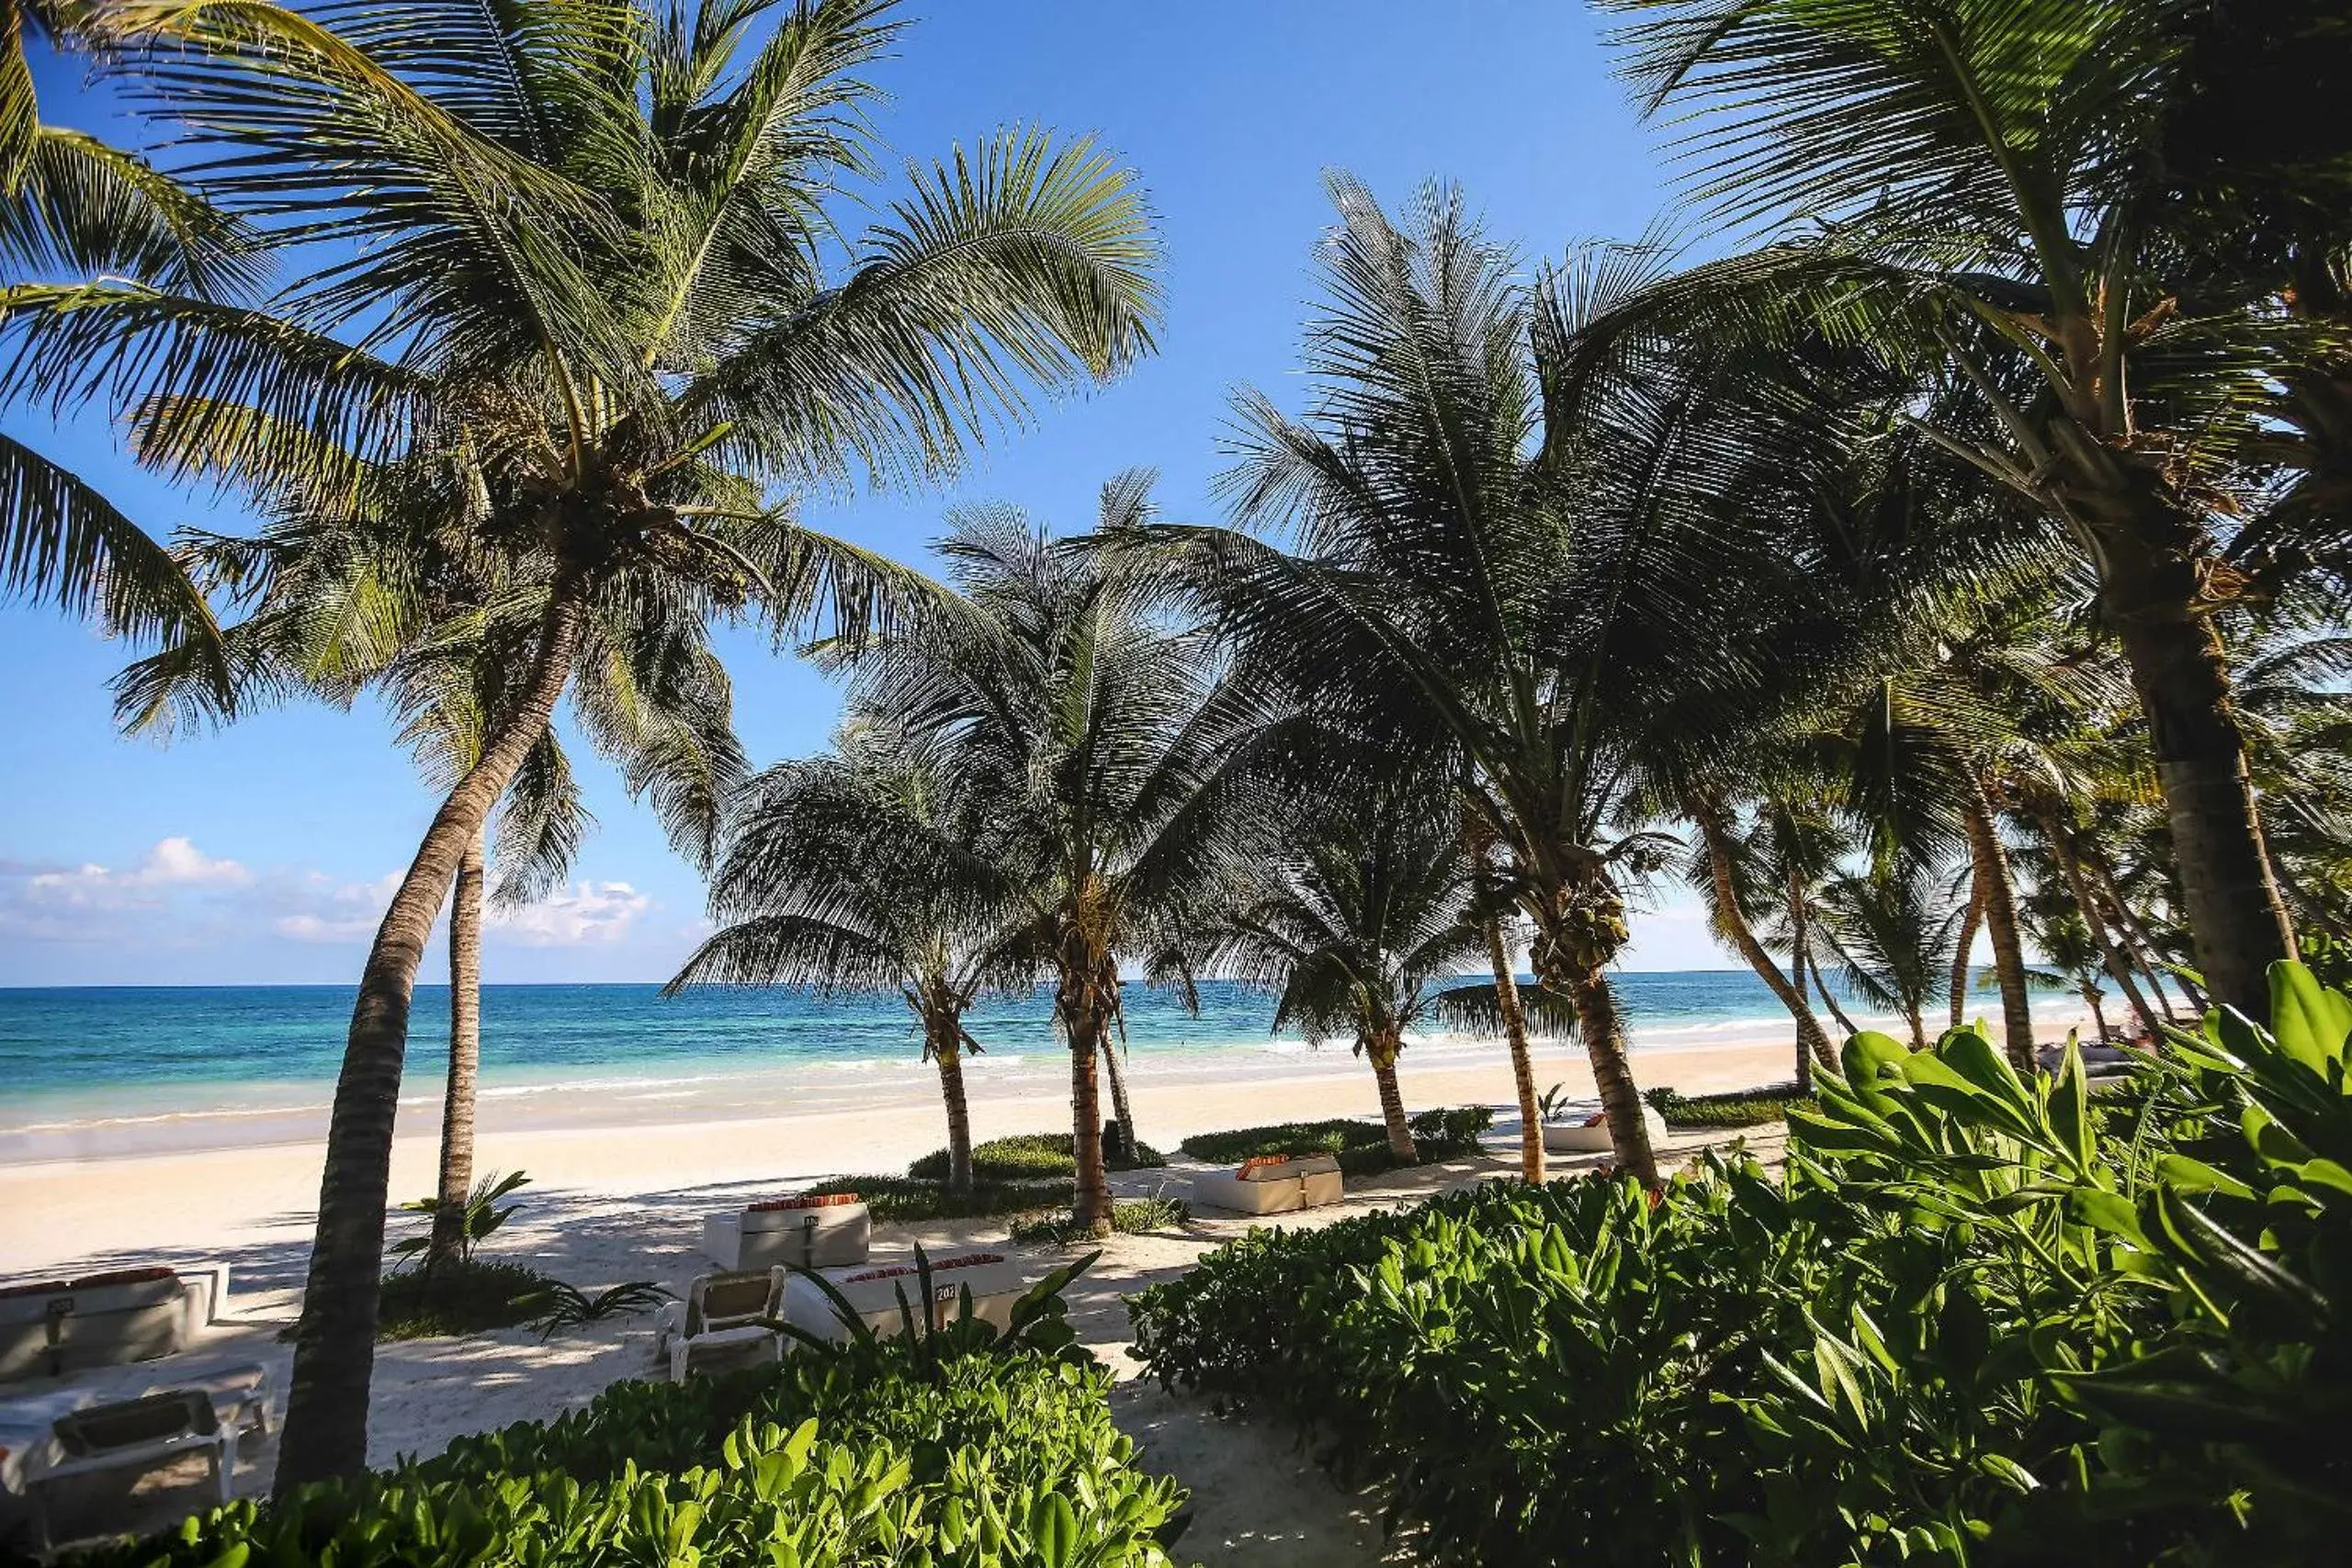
[1813,866,1966,1053]
[835,485,1275,1232]
[1130,180,1840,1181]
[6,0,1159,1486]
[1204,786,1492,1163]
[1681,789,1838,1090]
[119,471,746,1269]
[1589,0,2331,1017]
[666,723,1022,1194]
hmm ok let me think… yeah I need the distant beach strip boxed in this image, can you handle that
[0,973,2054,1165]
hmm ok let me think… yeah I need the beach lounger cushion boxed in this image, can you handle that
[0,1269,188,1382]
[1541,1105,1669,1155]
[702,1198,871,1272]
[781,1253,1030,1343]
[1194,1155,1345,1215]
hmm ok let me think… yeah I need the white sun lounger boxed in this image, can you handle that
[780,1254,1029,1343]
[0,1361,269,1548]
[701,1197,871,1272]
[652,1269,784,1382]
[0,1269,190,1383]
[1192,1154,1345,1215]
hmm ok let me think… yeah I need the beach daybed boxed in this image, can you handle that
[1192,1153,1345,1215]
[701,1193,870,1272]
[781,1253,1029,1343]
[652,1270,785,1382]
[0,1361,269,1550]
[0,1269,191,1382]
[1542,1104,1669,1155]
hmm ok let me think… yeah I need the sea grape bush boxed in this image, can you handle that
[86,1341,1185,1567]
[1128,962,2352,1565]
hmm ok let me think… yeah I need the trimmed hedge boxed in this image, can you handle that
[87,1339,1187,1567]
[1643,1083,1815,1129]
[907,1132,1168,1183]
[1178,1105,1491,1176]
[805,1174,1071,1224]
[1012,1195,1190,1247]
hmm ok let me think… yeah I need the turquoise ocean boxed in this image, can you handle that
[0,974,1821,1163]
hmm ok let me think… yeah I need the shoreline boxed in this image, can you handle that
[0,1000,2092,1278]
[2,998,2075,1166]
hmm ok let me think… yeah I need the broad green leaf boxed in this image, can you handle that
[2268,961,2352,1072]
[1031,1491,1078,1568]
[2065,1188,2149,1247]
[2154,1154,2256,1201]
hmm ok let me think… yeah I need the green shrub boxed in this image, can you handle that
[94,1279,1187,1567]
[1012,1195,1190,1247]
[805,1174,1071,1223]
[1644,1083,1815,1128]
[906,1132,1167,1182]
[376,1258,560,1340]
[1131,963,2352,1564]
[1179,1105,1489,1176]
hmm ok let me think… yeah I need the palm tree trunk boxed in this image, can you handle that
[1557,964,1657,1185]
[2088,857,2191,1018]
[1692,799,1835,1077]
[1962,784,2036,1072]
[1099,1014,1138,1166]
[933,1019,974,1197]
[1951,871,1984,1033]
[1905,1006,1928,1054]
[1481,915,1544,1183]
[1789,856,1859,1055]
[2038,810,2164,1041]
[1787,944,1815,1093]
[427,829,485,1271]
[1060,975,1113,1235]
[275,574,588,1495]
[2098,529,2294,1020]
[1367,1027,1415,1164]
[1810,953,1860,1040]
[2081,981,2111,1045]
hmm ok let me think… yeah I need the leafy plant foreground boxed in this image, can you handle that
[1130,962,2352,1564]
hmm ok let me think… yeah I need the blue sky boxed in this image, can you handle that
[0,1,1738,985]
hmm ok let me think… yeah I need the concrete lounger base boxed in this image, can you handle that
[1193,1154,1345,1215]
[702,1201,872,1273]
[1542,1105,1670,1155]
[0,1271,196,1383]
[781,1258,1028,1344]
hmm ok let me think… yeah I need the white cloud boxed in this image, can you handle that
[138,837,252,889]
[18,837,250,911]
[488,881,651,947]
[271,871,402,944]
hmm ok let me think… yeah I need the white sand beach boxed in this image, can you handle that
[0,1010,2086,1562]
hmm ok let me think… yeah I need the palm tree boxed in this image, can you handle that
[1812,867,1966,1053]
[1589,0,2330,1017]
[835,484,1275,1232]
[119,475,746,1269]
[666,723,1022,1194]
[1681,786,1838,1089]
[1204,786,1492,1163]
[7,0,1159,1486]
[2022,900,2117,1044]
[1129,181,1841,1182]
